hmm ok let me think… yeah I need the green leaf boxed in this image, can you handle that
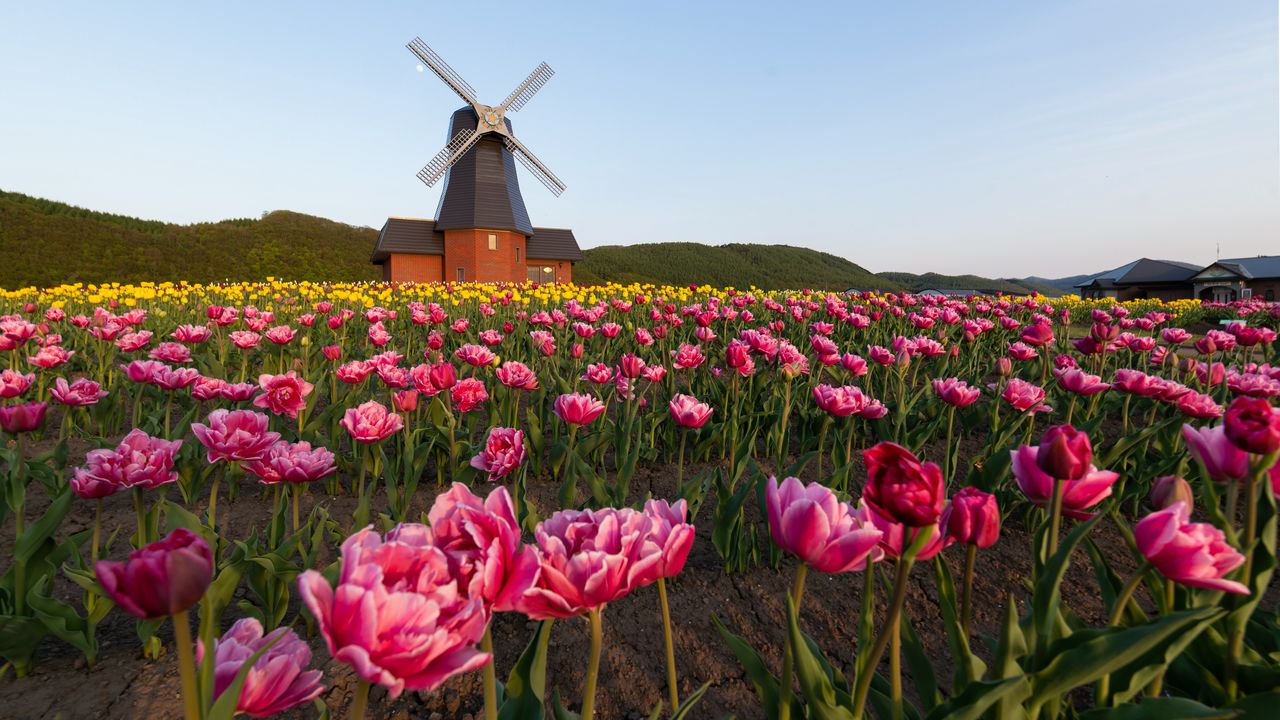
[671,681,712,719]
[923,675,1031,720]
[786,596,855,719]
[712,614,792,719]
[1105,605,1221,705]
[1031,514,1103,654]
[13,486,73,563]
[499,620,555,720]
[1027,607,1222,711]
[900,604,939,707]
[1078,697,1237,720]
[550,688,582,720]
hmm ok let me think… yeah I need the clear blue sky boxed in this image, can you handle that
[1,1,1275,278]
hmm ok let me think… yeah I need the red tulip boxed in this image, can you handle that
[942,487,1000,548]
[95,528,212,619]
[1223,396,1280,455]
[0,401,46,434]
[863,442,946,527]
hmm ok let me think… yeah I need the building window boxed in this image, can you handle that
[1267,289,1275,301]
[456,267,465,282]
[515,246,521,262]
[488,234,497,251]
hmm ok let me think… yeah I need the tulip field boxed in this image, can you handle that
[0,280,1279,720]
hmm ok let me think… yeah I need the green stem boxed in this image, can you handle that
[172,610,200,720]
[961,544,976,639]
[291,482,302,534]
[133,486,147,548]
[207,471,221,533]
[658,577,680,714]
[350,678,371,720]
[1046,478,1066,559]
[778,563,810,720]
[481,626,498,720]
[852,533,923,719]
[92,498,102,562]
[581,608,604,720]
[816,417,830,480]
[676,430,687,488]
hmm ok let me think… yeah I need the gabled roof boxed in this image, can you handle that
[1211,256,1280,280]
[526,227,582,261]
[1074,258,1200,287]
[370,218,582,263]
[371,218,444,263]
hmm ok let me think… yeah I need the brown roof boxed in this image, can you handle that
[371,218,444,263]
[371,218,581,263]
[527,227,582,261]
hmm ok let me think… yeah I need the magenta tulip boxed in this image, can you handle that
[196,618,324,718]
[863,442,946,527]
[427,483,539,612]
[0,401,47,434]
[668,393,713,429]
[942,487,1000,548]
[243,440,337,484]
[340,400,404,444]
[1183,424,1250,484]
[469,427,527,483]
[765,476,884,573]
[1223,396,1280,455]
[1011,444,1117,519]
[642,499,696,579]
[554,392,606,426]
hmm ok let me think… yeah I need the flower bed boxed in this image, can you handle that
[0,281,1277,718]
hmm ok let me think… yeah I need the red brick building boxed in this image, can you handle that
[372,217,580,284]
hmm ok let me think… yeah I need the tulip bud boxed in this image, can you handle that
[996,357,1012,377]
[1036,425,1092,480]
[1149,475,1194,512]
[943,487,1000,548]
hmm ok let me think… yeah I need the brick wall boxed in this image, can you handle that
[387,253,442,283]
[1247,279,1280,302]
[444,229,527,283]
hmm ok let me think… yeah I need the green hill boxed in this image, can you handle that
[0,189,380,288]
[574,242,900,291]
[880,271,1047,296]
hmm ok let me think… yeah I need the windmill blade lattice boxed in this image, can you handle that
[406,37,478,106]
[417,128,483,187]
[506,136,566,196]
[498,62,555,113]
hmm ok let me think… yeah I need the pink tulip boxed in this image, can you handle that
[496,360,539,391]
[1010,444,1118,519]
[428,483,540,612]
[340,400,404,444]
[243,440,338,484]
[554,392,606,426]
[191,409,281,463]
[152,365,201,391]
[196,618,324,718]
[765,476,884,573]
[932,377,980,407]
[95,528,213,619]
[253,372,313,419]
[813,384,872,417]
[1135,503,1248,594]
[120,359,164,384]
[455,343,497,367]
[643,499,696,579]
[1177,392,1223,419]
[1000,378,1051,413]
[51,377,108,406]
[0,401,47,433]
[668,393,713,429]
[470,427,527,482]
[519,507,661,619]
[1054,368,1110,396]
[297,525,491,697]
[942,487,1000,548]
[1182,424,1250,484]
[451,377,488,413]
[1150,475,1194,512]
[149,342,192,364]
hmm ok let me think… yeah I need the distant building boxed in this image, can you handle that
[1074,258,1201,301]
[371,217,581,285]
[1189,256,1280,303]
[1075,255,1280,302]
[920,288,983,298]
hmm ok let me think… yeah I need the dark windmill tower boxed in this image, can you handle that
[372,38,582,284]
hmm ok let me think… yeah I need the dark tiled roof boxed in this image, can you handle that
[433,107,535,237]
[1075,258,1199,287]
[527,227,582,261]
[370,218,581,263]
[371,218,444,263]
[1218,256,1280,280]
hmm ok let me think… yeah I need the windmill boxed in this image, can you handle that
[407,37,566,197]
[372,37,581,285]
